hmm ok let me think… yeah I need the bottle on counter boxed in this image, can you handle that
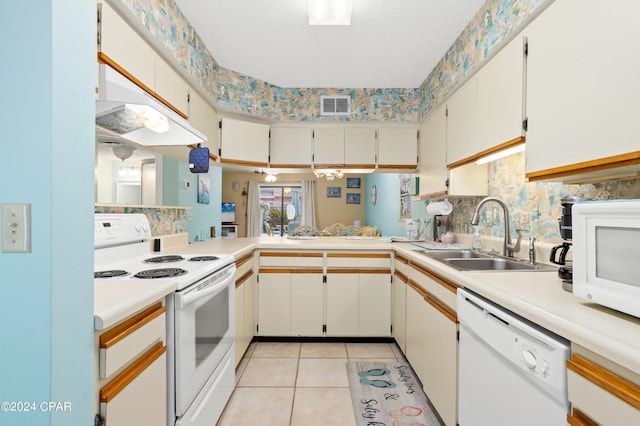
[471,226,482,251]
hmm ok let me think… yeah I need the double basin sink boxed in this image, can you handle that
[417,250,557,272]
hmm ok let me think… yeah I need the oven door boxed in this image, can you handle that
[174,264,236,416]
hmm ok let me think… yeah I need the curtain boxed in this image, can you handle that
[246,180,262,237]
[301,180,317,227]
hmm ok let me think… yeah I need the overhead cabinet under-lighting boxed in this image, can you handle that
[96,64,206,147]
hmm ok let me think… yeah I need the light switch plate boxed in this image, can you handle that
[2,203,31,253]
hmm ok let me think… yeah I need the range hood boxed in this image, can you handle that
[96,64,206,146]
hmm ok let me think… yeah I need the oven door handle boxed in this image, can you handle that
[175,267,234,309]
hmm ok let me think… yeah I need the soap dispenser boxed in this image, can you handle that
[471,226,482,251]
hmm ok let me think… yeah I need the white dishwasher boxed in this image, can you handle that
[457,289,570,426]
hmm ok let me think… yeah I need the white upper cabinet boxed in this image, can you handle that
[475,36,525,151]
[188,90,218,154]
[313,128,344,167]
[98,2,189,117]
[155,58,189,115]
[447,34,525,167]
[313,127,376,168]
[344,128,377,167]
[418,103,487,197]
[378,128,418,170]
[524,0,640,181]
[269,127,313,168]
[220,118,270,167]
[98,2,155,91]
[446,76,479,166]
[418,105,448,197]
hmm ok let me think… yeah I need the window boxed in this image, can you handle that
[259,184,301,236]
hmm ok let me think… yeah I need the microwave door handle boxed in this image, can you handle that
[176,270,234,309]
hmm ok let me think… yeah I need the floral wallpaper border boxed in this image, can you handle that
[115,0,549,122]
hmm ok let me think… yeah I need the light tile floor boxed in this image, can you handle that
[217,341,406,426]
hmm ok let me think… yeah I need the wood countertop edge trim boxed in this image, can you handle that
[97,53,188,120]
[526,151,640,181]
[567,353,640,411]
[407,278,428,298]
[235,253,254,267]
[99,342,166,403]
[424,292,458,324]
[100,302,165,348]
[258,267,324,274]
[327,253,391,259]
[408,261,458,294]
[447,136,524,169]
[260,251,323,258]
[235,270,254,287]
[567,408,599,426]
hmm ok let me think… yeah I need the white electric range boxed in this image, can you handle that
[94,213,236,426]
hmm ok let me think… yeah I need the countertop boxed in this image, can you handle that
[94,279,175,331]
[97,235,640,375]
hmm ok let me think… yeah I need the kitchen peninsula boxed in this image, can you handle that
[155,235,640,426]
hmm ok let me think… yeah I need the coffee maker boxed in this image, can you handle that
[550,196,590,290]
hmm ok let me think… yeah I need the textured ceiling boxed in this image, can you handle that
[174,0,487,89]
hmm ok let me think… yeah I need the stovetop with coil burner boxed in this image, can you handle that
[94,213,233,290]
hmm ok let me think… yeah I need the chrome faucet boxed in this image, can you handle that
[529,236,536,264]
[470,197,521,257]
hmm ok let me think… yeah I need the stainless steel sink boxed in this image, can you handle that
[417,250,492,261]
[443,258,556,271]
[417,250,557,272]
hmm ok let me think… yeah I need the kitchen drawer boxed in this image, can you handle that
[100,343,167,426]
[235,252,255,279]
[407,262,458,312]
[99,303,166,379]
[259,251,323,268]
[567,353,640,425]
[326,252,391,268]
[394,253,411,276]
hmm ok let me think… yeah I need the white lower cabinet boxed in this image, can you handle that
[392,256,410,353]
[258,271,324,337]
[96,302,167,426]
[325,271,392,337]
[257,250,392,337]
[405,261,458,426]
[422,293,457,426]
[257,272,292,336]
[405,283,429,382]
[326,273,359,336]
[235,253,256,365]
[291,272,324,336]
[567,348,640,425]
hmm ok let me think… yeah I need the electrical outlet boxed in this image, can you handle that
[2,203,31,253]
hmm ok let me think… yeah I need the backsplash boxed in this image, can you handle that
[439,152,640,243]
[95,204,187,236]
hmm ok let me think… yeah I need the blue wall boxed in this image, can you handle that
[0,1,94,425]
[364,174,406,237]
[178,163,222,243]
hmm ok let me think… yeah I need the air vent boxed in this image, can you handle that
[320,96,350,116]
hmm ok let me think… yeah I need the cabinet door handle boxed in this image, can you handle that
[100,342,166,403]
[99,303,165,349]
[567,354,640,411]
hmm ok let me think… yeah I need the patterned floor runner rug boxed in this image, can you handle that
[346,361,443,426]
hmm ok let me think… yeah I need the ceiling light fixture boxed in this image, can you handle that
[308,0,353,25]
[476,143,526,165]
[265,173,278,183]
[313,169,344,182]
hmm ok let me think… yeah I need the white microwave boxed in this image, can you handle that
[572,200,640,318]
